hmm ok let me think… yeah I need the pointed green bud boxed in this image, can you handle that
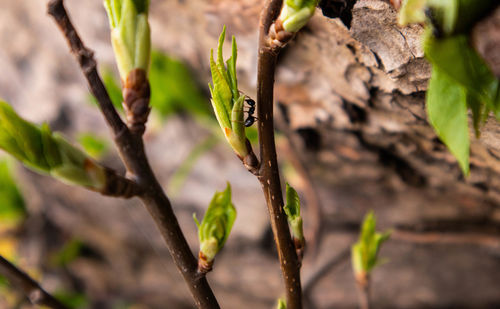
[276,298,287,309]
[284,183,304,243]
[104,0,151,80]
[0,101,107,190]
[278,0,318,33]
[209,26,248,158]
[351,212,391,281]
[194,182,236,273]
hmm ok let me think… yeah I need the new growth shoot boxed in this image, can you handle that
[194,183,237,274]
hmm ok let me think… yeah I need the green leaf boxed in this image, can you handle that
[226,36,239,100]
[424,32,499,113]
[195,183,236,262]
[426,66,470,175]
[0,101,108,189]
[0,159,25,226]
[216,26,230,86]
[229,95,247,156]
[284,183,304,242]
[351,211,391,275]
[467,92,487,138]
[105,0,151,79]
[210,49,233,119]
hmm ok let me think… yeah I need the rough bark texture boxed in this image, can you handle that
[1,0,500,308]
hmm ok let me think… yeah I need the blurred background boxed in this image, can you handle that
[1,0,500,308]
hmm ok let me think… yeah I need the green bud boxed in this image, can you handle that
[104,0,151,80]
[284,183,304,243]
[194,182,236,271]
[0,101,107,190]
[278,0,318,33]
[209,26,248,158]
[351,212,391,278]
[276,298,287,309]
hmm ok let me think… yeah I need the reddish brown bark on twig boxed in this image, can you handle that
[254,0,303,308]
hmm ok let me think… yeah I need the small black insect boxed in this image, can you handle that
[244,98,257,127]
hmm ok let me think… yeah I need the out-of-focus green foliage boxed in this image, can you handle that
[168,135,218,197]
[276,298,287,309]
[399,0,500,175]
[0,159,25,226]
[351,212,390,276]
[426,66,470,174]
[50,239,84,267]
[194,183,236,263]
[77,133,110,160]
[54,290,90,309]
[150,50,211,118]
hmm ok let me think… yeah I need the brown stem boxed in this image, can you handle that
[47,1,219,308]
[356,273,370,309]
[99,167,143,198]
[0,255,69,309]
[256,1,303,308]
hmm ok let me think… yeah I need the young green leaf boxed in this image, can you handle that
[423,32,499,114]
[426,66,470,175]
[194,182,236,272]
[104,0,151,80]
[208,26,248,158]
[351,212,390,279]
[284,183,304,242]
[0,101,107,190]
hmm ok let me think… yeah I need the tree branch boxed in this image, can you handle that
[0,255,69,309]
[256,0,303,308]
[47,1,220,308]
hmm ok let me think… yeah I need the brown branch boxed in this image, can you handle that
[256,0,303,308]
[47,1,220,308]
[0,255,69,309]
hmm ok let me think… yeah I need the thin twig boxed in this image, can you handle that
[0,255,69,309]
[356,278,370,309]
[255,0,303,308]
[47,1,219,308]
